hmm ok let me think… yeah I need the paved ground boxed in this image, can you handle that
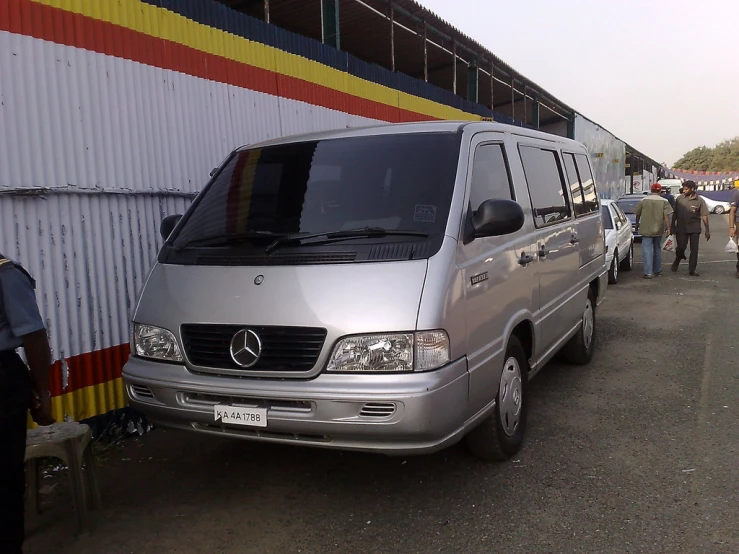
[25,217,739,554]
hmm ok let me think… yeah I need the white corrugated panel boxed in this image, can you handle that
[0,32,384,195]
[0,192,192,420]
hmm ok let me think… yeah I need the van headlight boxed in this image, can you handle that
[326,331,450,373]
[133,324,183,362]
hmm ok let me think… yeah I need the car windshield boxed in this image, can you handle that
[601,206,613,229]
[171,133,461,250]
[616,198,640,214]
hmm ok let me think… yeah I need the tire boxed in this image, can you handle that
[466,336,528,462]
[561,289,597,366]
[715,206,725,215]
[619,242,634,272]
[608,253,619,284]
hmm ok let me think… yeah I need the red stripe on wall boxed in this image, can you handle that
[49,343,130,397]
[0,0,438,124]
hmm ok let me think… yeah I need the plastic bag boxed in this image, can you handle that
[662,235,675,252]
[725,239,738,254]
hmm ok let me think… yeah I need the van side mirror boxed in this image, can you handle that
[160,214,182,241]
[471,199,525,238]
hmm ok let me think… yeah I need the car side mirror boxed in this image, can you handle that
[160,214,183,241]
[471,199,525,239]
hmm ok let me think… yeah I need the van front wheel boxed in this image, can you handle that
[465,337,528,462]
[561,289,597,365]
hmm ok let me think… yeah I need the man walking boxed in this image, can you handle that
[0,253,54,554]
[729,187,739,278]
[635,183,673,279]
[661,186,676,210]
[671,180,710,276]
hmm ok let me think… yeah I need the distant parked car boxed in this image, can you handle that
[699,195,730,215]
[601,199,634,284]
[615,194,646,240]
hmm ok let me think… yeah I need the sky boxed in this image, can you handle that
[416,0,739,166]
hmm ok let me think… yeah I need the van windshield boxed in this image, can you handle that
[171,133,461,253]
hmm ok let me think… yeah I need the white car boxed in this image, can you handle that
[601,199,634,284]
[699,195,731,215]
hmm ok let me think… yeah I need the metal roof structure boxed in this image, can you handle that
[220,0,661,174]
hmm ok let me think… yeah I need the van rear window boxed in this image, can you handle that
[171,133,461,252]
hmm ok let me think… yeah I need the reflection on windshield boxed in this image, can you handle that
[172,133,461,250]
[616,200,640,213]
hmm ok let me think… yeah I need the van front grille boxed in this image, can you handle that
[181,324,327,372]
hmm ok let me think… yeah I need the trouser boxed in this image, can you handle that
[641,236,663,276]
[675,232,700,273]
[0,350,31,554]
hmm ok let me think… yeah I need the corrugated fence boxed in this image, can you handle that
[0,0,489,422]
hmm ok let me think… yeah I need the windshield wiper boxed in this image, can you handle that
[175,231,286,252]
[265,227,429,255]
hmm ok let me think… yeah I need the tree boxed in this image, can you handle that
[674,137,739,172]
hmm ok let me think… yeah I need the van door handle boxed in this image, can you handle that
[570,236,580,244]
[538,246,549,258]
[518,252,535,266]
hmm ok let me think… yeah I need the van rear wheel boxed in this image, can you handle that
[465,336,528,461]
[561,289,597,365]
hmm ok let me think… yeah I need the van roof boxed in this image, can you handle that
[236,121,587,151]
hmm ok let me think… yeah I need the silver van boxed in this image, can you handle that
[123,121,607,461]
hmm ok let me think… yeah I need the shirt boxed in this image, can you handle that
[0,254,45,351]
[730,190,739,226]
[673,194,708,234]
[634,194,673,237]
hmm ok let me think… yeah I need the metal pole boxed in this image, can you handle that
[490,60,495,111]
[264,0,270,23]
[452,40,457,95]
[390,3,395,72]
[423,19,428,82]
[511,78,515,121]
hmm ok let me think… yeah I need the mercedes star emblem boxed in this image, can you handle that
[229,329,262,368]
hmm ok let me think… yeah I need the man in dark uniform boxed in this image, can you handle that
[671,180,710,276]
[0,253,54,553]
[729,188,739,278]
[661,186,676,210]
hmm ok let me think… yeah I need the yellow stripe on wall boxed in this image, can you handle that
[29,0,482,122]
[27,378,127,428]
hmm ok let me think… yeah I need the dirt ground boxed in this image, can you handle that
[25,216,739,554]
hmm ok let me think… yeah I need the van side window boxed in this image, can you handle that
[574,154,599,213]
[469,144,513,210]
[562,153,586,216]
[519,146,571,227]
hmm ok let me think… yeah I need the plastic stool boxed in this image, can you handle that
[25,421,102,534]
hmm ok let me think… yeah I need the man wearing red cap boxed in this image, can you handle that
[634,183,673,278]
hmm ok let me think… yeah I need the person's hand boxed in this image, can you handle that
[730,227,735,238]
[30,392,55,426]
[705,230,711,241]
[663,229,669,236]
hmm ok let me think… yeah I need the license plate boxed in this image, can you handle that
[214,405,267,428]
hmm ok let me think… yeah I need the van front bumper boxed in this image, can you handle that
[122,356,471,455]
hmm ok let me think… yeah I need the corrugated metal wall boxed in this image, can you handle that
[0,191,192,421]
[574,115,628,200]
[0,0,485,422]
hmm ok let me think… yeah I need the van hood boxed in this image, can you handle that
[134,260,429,338]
